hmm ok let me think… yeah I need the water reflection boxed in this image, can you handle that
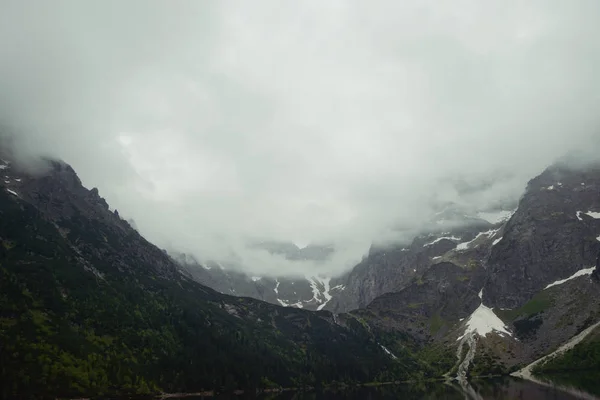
[172,376,600,400]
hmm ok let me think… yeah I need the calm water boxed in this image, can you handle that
[181,375,600,400]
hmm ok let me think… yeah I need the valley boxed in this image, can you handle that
[1,154,599,398]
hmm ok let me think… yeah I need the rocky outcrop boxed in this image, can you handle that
[485,163,600,309]
[172,252,343,310]
[0,155,430,396]
[325,212,501,313]
[360,261,486,342]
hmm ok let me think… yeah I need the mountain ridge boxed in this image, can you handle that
[178,158,600,382]
[2,153,600,398]
[0,156,429,398]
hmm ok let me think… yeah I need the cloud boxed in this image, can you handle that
[1,0,600,276]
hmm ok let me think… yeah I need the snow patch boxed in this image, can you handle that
[251,276,262,282]
[455,241,471,251]
[0,165,7,170]
[274,280,280,294]
[317,277,333,311]
[457,289,512,341]
[544,267,596,290]
[597,236,600,242]
[379,344,398,360]
[492,237,503,246]
[576,210,600,220]
[424,236,461,246]
[277,298,304,309]
[6,189,18,197]
[455,229,499,251]
[546,185,555,190]
[277,298,289,307]
[306,277,321,303]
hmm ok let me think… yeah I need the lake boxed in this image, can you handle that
[173,375,600,400]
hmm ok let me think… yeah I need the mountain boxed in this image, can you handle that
[2,152,600,398]
[172,242,343,311]
[0,156,431,398]
[324,209,499,313]
[336,160,600,377]
[180,158,600,381]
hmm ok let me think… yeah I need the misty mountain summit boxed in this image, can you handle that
[1,151,600,398]
[3,1,600,398]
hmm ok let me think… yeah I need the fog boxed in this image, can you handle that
[1,0,600,276]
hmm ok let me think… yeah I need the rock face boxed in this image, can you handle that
[0,155,430,397]
[172,253,343,310]
[162,157,600,377]
[7,151,599,395]
[325,211,500,313]
[171,239,343,311]
[347,160,600,374]
[485,162,600,309]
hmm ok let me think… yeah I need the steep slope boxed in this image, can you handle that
[485,162,600,309]
[0,157,426,398]
[174,253,344,311]
[326,210,503,313]
[337,160,600,378]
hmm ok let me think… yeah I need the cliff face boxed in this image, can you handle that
[0,156,424,398]
[485,163,600,309]
[345,161,600,374]
[4,152,599,397]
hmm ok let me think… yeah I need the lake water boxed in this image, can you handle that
[179,375,600,400]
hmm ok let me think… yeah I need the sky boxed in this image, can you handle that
[1,0,600,276]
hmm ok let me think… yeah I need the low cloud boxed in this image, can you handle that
[1,0,600,276]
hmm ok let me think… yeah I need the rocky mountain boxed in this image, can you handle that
[179,205,512,314]
[0,156,431,398]
[344,159,600,377]
[172,243,343,311]
[324,209,504,313]
[2,151,600,398]
[179,158,600,382]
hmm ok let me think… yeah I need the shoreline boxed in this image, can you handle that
[510,321,600,400]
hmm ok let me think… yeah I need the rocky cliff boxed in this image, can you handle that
[0,156,427,398]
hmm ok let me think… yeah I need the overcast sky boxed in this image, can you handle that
[1,0,600,276]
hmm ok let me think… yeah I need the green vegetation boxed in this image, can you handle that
[429,313,444,335]
[466,260,478,271]
[417,344,456,377]
[0,191,433,398]
[532,328,600,376]
[497,290,554,322]
[469,350,507,376]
